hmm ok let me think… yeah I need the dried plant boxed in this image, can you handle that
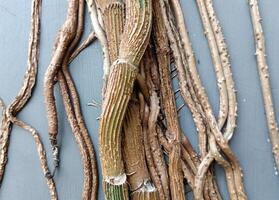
[249,0,279,171]
[0,0,57,199]
[3,0,279,199]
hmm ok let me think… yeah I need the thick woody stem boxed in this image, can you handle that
[99,1,152,199]
[100,62,138,178]
[156,1,219,199]
[131,190,159,200]
[0,0,42,186]
[248,0,279,170]
[155,3,187,200]
[123,99,150,191]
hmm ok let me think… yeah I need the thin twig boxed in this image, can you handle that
[249,0,279,171]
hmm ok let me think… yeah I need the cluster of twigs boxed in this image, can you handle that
[92,0,248,199]
[2,0,279,199]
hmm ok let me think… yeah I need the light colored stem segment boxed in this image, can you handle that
[204,0,237,141]
[195,0,228,129]
[193,0,247,199]
[249,0,279,170]
[86,0,111,79]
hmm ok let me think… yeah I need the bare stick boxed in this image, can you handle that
[195,0,229,129]
[249,0,279,170]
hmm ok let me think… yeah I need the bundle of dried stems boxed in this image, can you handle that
[2,0,279,199]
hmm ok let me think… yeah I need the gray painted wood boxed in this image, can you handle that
[0,0,278,199]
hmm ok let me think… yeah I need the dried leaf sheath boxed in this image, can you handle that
[123,100,150,191]
[86,0,111,79]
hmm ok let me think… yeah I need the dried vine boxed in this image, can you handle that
[44,0,98,199]
[248,0,279,171]
[0,0,57,199]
